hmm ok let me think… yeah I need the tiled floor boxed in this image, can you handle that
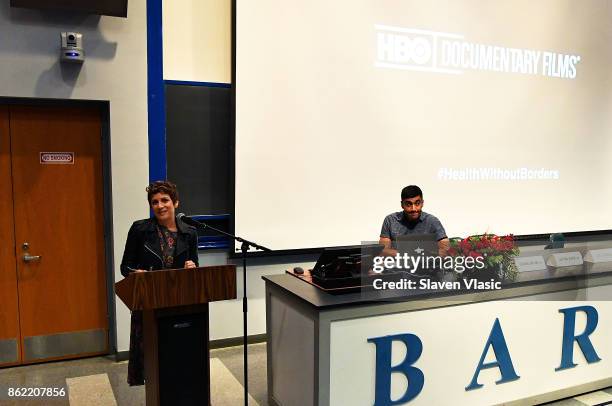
[0,343,610,405]
[0,343,266,406]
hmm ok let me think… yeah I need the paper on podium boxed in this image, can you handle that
[514,255,549,282]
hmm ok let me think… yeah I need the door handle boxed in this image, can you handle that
[23,254,42,262]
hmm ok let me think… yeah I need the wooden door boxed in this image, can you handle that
[9,105,108,364]
[0,106,20,367]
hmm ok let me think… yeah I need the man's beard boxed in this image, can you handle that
[406,211,421,222]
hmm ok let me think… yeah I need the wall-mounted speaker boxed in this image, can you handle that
[11,0,128,18]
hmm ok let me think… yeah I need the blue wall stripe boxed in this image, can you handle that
[165,80,232,89]
[146,0,166,182]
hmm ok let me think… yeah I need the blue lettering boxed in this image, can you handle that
[368,333,424,405]
[556,305,601,371]
[466,318,520,390]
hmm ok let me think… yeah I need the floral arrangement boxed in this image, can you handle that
[448,234,520,280]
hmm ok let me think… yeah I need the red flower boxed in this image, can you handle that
[468,250,483,258]
[459,240,472,254]
[476,240,489,249]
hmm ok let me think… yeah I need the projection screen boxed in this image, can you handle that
[235,0,612,251]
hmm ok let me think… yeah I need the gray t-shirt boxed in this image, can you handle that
[380,211,447,246]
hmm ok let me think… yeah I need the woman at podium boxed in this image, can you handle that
[120,180,199,386]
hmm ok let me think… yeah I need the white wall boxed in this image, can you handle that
[162,0,231,83]
[202,251,316,340]
[0,2,149,352]
[160,0,328,341]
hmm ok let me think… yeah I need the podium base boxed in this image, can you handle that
[144,304,210,406]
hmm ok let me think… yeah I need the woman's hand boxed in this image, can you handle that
[134,269,146,273]
[184,260,196,269]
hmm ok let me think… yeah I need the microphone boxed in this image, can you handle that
[176,213,203,228]
[177,213,271,252]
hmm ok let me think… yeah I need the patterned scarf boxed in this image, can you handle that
[156,225,177,268]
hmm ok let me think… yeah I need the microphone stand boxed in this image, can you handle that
[184,216,270,406]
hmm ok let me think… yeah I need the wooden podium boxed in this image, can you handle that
[115,265,237,406]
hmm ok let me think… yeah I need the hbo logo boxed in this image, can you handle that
[377,33,433,65]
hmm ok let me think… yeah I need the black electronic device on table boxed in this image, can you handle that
[395,233,440,274]
[395,233,438,254]
[311,244,384,284]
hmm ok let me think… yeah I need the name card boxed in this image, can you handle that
[584,248,612,263]
[514,256,547,273]
[546,252,583,268]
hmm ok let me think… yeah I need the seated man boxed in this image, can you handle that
[379,185,449,257]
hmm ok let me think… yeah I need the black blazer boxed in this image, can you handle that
[120,217,199,277]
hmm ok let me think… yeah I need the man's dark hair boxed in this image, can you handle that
[146,180,178,204]
[401,185,422,200]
